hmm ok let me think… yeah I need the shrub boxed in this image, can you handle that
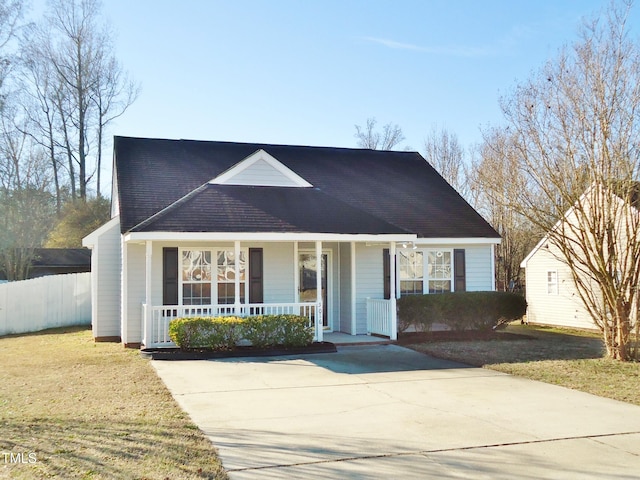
[397,292,527,333]
[280,315,315,347]
[242,314,313,348]
[168,316,244,350]
[168,314,314,350]
[397,295,437,333]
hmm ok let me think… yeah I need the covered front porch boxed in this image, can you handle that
[126,233,409,348]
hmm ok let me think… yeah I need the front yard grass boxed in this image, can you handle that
[405,324,640,407]
[0,326,227,480]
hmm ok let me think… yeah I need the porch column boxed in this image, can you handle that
[315,240,323,342]
[234,240,241,314]
[144,240,153,347]
[293,241,299,301]
[350,241,356,335]
[389,241,397,340]
[491,243,496,291]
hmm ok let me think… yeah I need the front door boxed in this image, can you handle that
[298,253,329,328]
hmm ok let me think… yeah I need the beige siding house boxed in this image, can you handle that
[520,184,640,330]
[84,137,500,348]
[520,240,594,329]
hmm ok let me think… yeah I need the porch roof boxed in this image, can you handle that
[130,184,410,235]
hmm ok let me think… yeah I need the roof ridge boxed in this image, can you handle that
[114,135,421,156]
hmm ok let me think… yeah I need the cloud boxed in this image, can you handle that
[361,36,493,58]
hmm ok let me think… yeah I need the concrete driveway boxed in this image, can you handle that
[152,345,640,479]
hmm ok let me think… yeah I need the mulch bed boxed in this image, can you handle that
[141,341,337,360]
[396,330,536,345]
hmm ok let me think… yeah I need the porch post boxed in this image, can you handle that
[350,241,356,335]
[293,241,299,301]
[490,243,496,291]
[315,240,323,342]
[234,240,241,315]
[144,240,153,347]
[389,241,397,340]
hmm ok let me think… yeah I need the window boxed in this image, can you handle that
[180,249,246,305]
[427,250,452,294]
[397,248,454,296]
[399,250,423,295]
[547,271,558,295]
[216,250,246,304]
[181,250,212,305]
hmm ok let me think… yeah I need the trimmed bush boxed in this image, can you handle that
[397,291,527,332]
[243,314,314,348]
[168,316,244,350]
[168,314,314,351]
[397,295,437,333]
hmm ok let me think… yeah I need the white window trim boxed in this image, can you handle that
[297,248,333,331]
[178,247,249,305]
[426,248,454,294]
[547,270,558,295]
[397,249,424,296]
[397,247,455,295]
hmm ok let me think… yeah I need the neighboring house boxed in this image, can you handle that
[83,136,500,347]
[520,237,595,330]
[0,248,91,281]
[520,184,639,330]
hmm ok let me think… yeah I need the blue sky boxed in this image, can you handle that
[46,1,640,157]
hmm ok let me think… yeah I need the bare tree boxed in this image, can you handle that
[471,126,538,292]
[423,126,469,197]
[24,0,138,201]
[0,106,56,280]
[354,117,405,150]
[0,0,24,95]
[497,0,640,360]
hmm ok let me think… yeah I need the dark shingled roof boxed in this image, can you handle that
[114,136,500,238]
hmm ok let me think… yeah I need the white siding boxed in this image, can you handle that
[355,244,384,334]
[458,244,493,291]
[226,159,300,187]
[262,242,296,303]
[525,244,595,330]
[92,219,121,338]
[124,242,146,345]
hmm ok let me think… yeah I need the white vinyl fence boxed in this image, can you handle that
[0,272,91,336]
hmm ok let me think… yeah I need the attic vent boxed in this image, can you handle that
[209,149,312,187]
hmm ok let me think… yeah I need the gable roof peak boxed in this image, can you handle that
[209,149,313,188]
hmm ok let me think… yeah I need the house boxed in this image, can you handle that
[0,248,91,282]
[83,136,500,347]
[520,183,640,330]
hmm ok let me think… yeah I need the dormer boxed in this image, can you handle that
[209,149,313,187]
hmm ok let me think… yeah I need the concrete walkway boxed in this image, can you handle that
[152,345,640,479]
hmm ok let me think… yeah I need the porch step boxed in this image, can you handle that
[323,333,394,346]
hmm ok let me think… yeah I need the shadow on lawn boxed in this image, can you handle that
[0,417,226,479]
[402,327,606,365]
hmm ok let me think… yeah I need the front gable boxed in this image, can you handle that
[209,149,313,188]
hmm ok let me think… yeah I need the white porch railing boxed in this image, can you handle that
[142,302,322,348]
[366,298,393,337]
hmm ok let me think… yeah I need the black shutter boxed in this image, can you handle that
[383,248,390,299]
[454,249,466,292]
[249,248,264,303]
[163,247,178,305]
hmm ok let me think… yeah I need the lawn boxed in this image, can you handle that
[0,326,227,480]
[404,324,640,407]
